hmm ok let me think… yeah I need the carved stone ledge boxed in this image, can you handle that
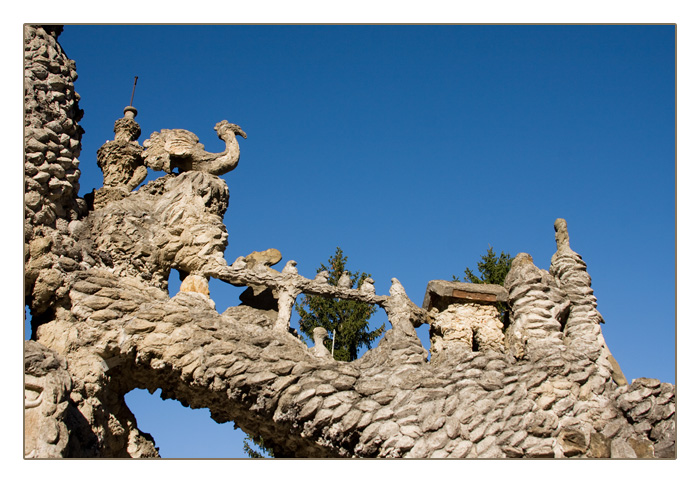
[422,280,508,311]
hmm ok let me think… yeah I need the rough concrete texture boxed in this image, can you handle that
[24,25,675,458]
[429,303,505,364]
[24,25,85,233]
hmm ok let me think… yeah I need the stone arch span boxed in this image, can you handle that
[23,25,675,459]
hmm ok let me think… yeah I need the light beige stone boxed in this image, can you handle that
[179,273,210,296]
[22,24,674,460]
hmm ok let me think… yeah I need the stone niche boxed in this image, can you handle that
[423,280,508,360]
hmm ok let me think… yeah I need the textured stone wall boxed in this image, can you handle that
[429,303,505,361]
[23,25,675,459]
[24,24,89,321]
[24,25,85,230]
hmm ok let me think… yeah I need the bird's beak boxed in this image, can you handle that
[239,130,247,139]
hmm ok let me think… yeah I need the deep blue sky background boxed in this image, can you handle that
[31,25,675,458]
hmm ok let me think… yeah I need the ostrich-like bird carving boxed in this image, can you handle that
[143,120,247,175]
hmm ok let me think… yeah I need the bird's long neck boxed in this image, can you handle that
[201,130,241,176]
[220,131,240,155]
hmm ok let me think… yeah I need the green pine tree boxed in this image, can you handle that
[454,245,513,285]
[242,247,384,458]
[242,434,273,458]
[295,247,385,362]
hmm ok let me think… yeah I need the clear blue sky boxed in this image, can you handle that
[31,24,675,458]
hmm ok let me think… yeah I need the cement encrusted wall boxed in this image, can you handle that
[24,25,84,230]
[23,25,675,459]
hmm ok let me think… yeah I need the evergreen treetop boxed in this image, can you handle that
[456,245,513,285]
[295,247,384,362]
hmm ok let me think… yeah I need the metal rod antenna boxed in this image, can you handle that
[331,329,336,359]
[129,76,138,106]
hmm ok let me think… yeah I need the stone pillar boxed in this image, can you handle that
[549,218,626,384]
[94,105,147,209]
[274,287,300,332]
[503,253,568,360]
[422,280,508,361]
[24,25,85,232]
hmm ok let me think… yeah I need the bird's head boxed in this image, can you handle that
[313,327,329,342]
[215,120,247,139]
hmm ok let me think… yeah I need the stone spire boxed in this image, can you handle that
[549,218,627,385]
[93,102,148,209]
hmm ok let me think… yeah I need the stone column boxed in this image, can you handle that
[549,218,626,385]
[94,105,147,209]
[504,253,567,360]
[24,25,85,232]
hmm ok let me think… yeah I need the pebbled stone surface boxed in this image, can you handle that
[23,26,676,459]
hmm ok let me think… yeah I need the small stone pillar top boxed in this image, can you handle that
[123,105,138,120]
[554,218,571,251]
[113,106,141,143]
[93,102,147,208]
[422,280,508,312]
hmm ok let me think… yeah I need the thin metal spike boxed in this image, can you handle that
[129,76,138,106]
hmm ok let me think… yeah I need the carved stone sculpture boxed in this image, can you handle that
[359,277,375,295]
[282,260,298,275]
[23,26,675,459]
[549,218,626,386]
[312,327,332,359]
[24,341,72,458]
[93,106,147,209]
[338,271,352,289]
[143,120,247,175]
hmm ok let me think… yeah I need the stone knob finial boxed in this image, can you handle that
[179,274,210,296]
[123,105,138,120]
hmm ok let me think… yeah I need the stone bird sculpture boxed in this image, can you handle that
[314,270,329,284]
[231,256,246,270]
[359,277,375,295]
[143,120,247,176]
[390,277,407,297]
[282,260,298,275]
[312,327,332,359]
[338,271,352,289]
